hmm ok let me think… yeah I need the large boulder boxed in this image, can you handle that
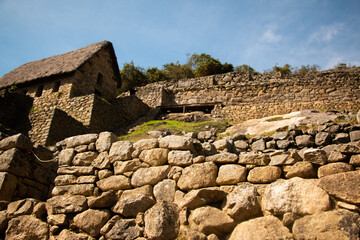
[188,206,235,236]
[5,215,49,240]
[180,187,226,209]
[228,215,293,240]
[133,138,159,151]
[58,148,76,166]
[262,177,331,216]
[95,132,118,152]
[108,141,133,162]
[153,179,177,202]
[139,148,169,166]
[318,170,360,204]
[64,134,98,148]
[73,209,111,237]
[293,209,360,240]
[0,133,32,151]
[131,165,171,187]
[113,159,142,175]
[168,150,193,166]
[284,161,317,179]
[159,135,194,150]
[72,152,98,166]
[216,164,246,185]
[144,201,179,240]
[177,162,218,190]
[318,162,353,178]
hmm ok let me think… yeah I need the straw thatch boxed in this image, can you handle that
[0,41,120,89]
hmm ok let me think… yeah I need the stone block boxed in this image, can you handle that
[0,172,17,201]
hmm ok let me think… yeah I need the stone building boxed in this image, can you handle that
[0,41,149,145]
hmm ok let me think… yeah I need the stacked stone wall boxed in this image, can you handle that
[2,118,360,239]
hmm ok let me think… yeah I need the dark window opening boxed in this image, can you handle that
[94,89,102,97]
[97,73,103,86]
[52,81,61,92]
[35,85,44,97]
[160,104,216,114]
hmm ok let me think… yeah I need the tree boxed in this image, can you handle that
[273,63,292,76]
[119,61,147,93]
[188,53,224,77]
[297,64,320,73]
[235,64,259,75]
[145,67,168,83]
[163,62,194,81]
[221,62,234,74]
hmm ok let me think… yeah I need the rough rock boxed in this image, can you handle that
[350,130,360,142]
[87,191,118,208]
[177,162,218,190]
[349,154,360,166]
[295,135,315,148]
[269,151,297,166]
[179,225,207,240]
[159,135,194,150]
[272,131,289,140]
[315,132,332,146]
[112,185,155,217]
[7,198,38,218]
[238,152,270,165]
[303,148,327,165]
[167,166,183,181]
[144,201,179,240]
[0,133,32,151]
[333,132,350,144]
[72,152,98,166]
[318,162,353,178]
[95,132,118,152]
[180,187,226,209]
[46,195,88,214]
[188,206,235,236]
[247,166,282,183]
[201,142,217,156]
[234,140,248,151]
[276,139,291,149]
[65,134,98,148]
[0,172,17,201]
[51,183,94,196]
[57,166,94,176]
[168,150,193,166]
[108,141,133,162]
[0,211,7,232]
[91,152,110,169]
[293,209,360,240]
[139,148,169,166]
[105,219,142,240]
[58,148,75,166]
[0,148,32,178]
[133,138,159,151]
[54,229,95,240]
[47,214,67,226]
[73,209,110,237]
[251,139,266,151]
[328,150,347,162]
[5,215,49,240]
[113,158,142,175]
[222,183,261,222]
[262,177,331,215]
[205,152,238,163]
[318,171,360,204]
[213,139,232,151]
[131,165,170,187]
[228,215,293,240]
[216,164,247,185]
[96,175,131,191]
[153,179,177,202]
[284,161,317,179]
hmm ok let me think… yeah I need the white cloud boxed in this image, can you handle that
[309,23,343,42]
[260,25,282,43]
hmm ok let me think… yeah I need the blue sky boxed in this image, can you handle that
[0,0,359,77]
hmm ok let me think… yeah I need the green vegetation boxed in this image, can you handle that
[235,64,260,75]
[118,120,231,141]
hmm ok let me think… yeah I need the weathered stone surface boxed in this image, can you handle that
[247,166,281,183]
[153,179,177,202]
[72,151,98,166]
[57,166,94,176]
[55,229,95,240]
[295,135,315,148]
[282,212,300,227]
[7,198,38,218]
[0,211,7,233]
[269,151,297,166]
[131,165,170,187]
[133,138,159,151]
[350,130,360,142]
[188,206,235,236]
[113,158,142,175]
[179,225,207,240]
[0,148,32,177]
[144,201,179,240]
[338,143,360,154]
[65,134,98,148]
[213,139,231,151]
[180,187,226,209]
[350,154,360,166]
[54,175,76,186]
[46,195,88,214]
[98,169,113,179]
[284,161,317,179]
[315,132,332,146]
[139,148,169,166]
[216,164,246,185]
[228,215,293,240]
[168,150,193,166]
[108,141,133,162]
[91,152,110,169]
[318,162,353,178]
[234,140,248,151]
[159,135,194,150]
[293,209,360,240]
[222,183,261,222]
[206,152,238,163]
[87,190,117,208]
[105,219,142,240]
[303,148,327,165]
[0,172,17,201]
[58,148,75,166]
[47,214,67,226]
[262,177,331,215]
[318,171,360,204]
[167,166,183,181]
[52,184,94,196]
[201,142,217,156]
[177,162,218,190]
[112,185,155,217]
[238,152,270,165]
[251,139,266,151]
[75,145,88,153]
[5,215,49,240]
[0,133,32,151]
[277,139,291,149]
[197,130,215,141]
[328,150,347,162]
[77,175,96,184]
[73,209,110,237]
[96,175,131,191]
[95,132,118,152]
[333,132,350,144]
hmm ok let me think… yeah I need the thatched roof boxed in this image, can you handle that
[0,41,121,89]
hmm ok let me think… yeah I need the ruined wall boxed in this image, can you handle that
[136,69,360,121]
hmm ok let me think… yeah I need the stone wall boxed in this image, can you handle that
[136,69,360,121]
[1,118,360,239]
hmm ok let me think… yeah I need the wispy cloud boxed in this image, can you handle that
[260,25,282,43]
[309,23,343,42]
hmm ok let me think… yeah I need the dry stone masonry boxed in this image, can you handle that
[1,118,360,239]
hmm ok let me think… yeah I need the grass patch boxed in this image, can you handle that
[118,120,231,141]
[265,116,285,122]
[334,116,358,124]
